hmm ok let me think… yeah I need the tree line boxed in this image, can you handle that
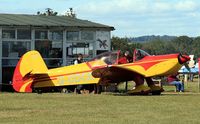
[111,36,200,60]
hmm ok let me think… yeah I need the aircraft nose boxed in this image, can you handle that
[178,54,190,64]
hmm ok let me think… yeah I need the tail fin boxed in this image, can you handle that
[12,50,48,92]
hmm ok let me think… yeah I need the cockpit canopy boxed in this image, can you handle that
[133,49,150,61]
[90,51,120,65]
[90,49,151,65]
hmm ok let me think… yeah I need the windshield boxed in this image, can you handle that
[90,51,119,65]
[134,49,150,61]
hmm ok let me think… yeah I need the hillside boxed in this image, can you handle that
[129,35,177,43]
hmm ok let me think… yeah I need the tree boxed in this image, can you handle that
[37,8,58,16]
[192,36,200,59]
[142,39,167,55]
[111,36,129,52]
[65,8,76,18]
[170,36,193,54]
[112,35,200,58]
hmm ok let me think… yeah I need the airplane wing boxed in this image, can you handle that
[92,66,142,84]
[91,53,191,85]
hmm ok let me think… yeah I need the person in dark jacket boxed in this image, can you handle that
[74,54,83,64]
[74,54,83,94]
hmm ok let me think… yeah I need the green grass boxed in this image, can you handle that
[1,93,200,124]
[118,78,200,93]
[1,78,200,124]
[163,79,200,93]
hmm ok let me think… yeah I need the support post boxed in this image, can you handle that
[62,30,66,66]
[31,29,35,50]
[125,81,128,92]
[198,74,200,92]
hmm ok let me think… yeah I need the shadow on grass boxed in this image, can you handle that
[109,90,200,96]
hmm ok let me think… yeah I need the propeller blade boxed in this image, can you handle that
[178,54,190,64]
[184,62,191,72]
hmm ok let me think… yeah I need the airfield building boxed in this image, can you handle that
[0,14,114,91]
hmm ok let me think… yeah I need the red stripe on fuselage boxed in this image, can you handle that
[33,78,57,83]
[86,62,93,69]
[32,70,93,83]
[46,63,108,79]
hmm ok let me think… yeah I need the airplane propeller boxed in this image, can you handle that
[178,53,191,72]
[184,62,191,72]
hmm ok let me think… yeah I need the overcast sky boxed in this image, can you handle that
[0,0,200,37]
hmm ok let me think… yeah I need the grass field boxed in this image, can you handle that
[1,80,200,124]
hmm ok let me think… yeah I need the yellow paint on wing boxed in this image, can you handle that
[118,58,182,77]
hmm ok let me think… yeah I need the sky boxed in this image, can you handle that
[0,0,200,37]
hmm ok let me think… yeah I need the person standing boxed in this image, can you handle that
[188,55,195,82]
[74,54,83,94]
[74,54,83,64]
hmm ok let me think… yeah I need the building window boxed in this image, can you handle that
[35,30,48,39]
[17,29,31,39]
[2,29,15,39]
[35,40,63,67]
[35,31,63,67]
[35,40,62,58]
[2,41,30,57]
[49,31,63,41]
[81,31,94,40]
[67,31,79,41]
[2,41,31,66]
[66,42,93,58]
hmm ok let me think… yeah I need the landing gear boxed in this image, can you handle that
[73,84,102,94]
[151,91,162,95]
[34,88,42,94]
[94,84,102,94]
[149,85,164,95]
[127,85,151,95]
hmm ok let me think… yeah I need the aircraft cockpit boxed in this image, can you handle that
[90,51,120,65]
[90,49,151,65]
[133,49,150,61]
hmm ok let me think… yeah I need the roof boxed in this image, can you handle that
[0,14,114,30]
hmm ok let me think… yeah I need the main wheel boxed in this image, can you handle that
[94,84,102,94]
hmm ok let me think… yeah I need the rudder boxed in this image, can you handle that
[12,50,48,92]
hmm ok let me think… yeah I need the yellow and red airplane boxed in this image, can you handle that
[12,49,190,94]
